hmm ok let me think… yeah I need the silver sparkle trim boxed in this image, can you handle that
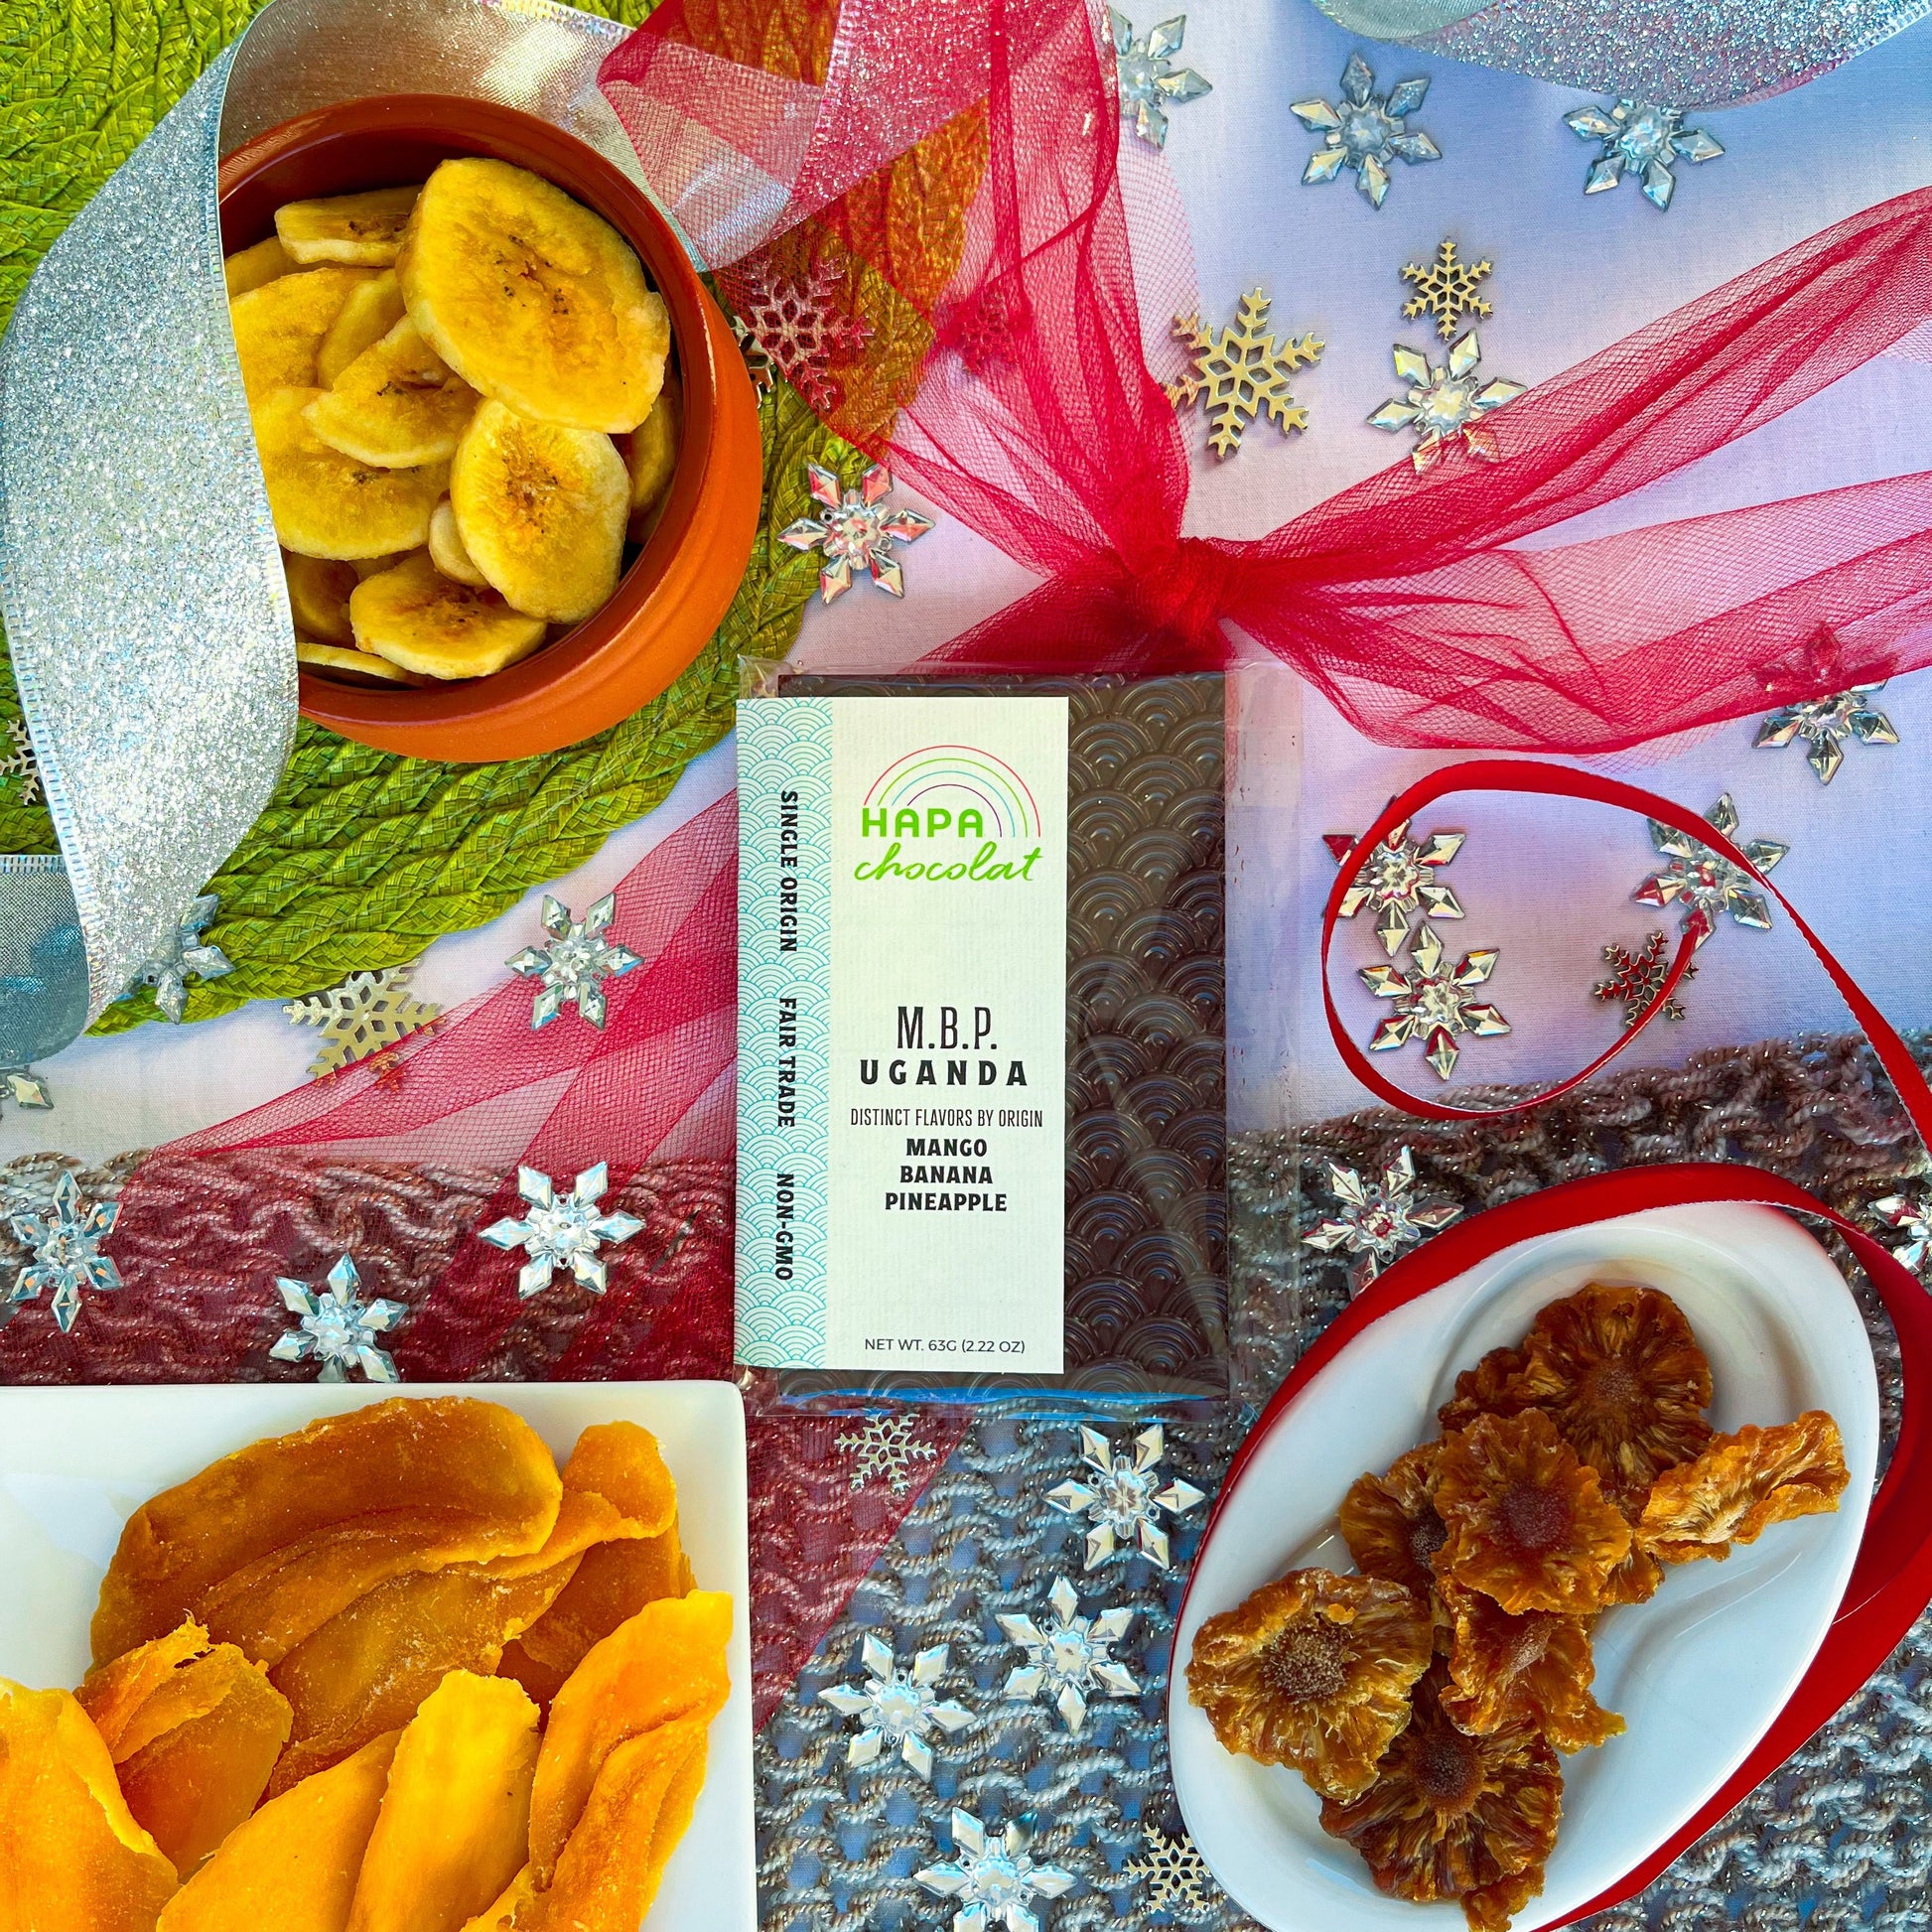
[1564,97,1723,210]
[780,462,933,602]
[999,1576,1138,1736]
[1361,921,1511,1080]
[506,894,641,1030]
[1109,12,1211,149]
[480,1163,644,1298]
[121,891,233,1023]
[1324,818,1465,954]
[1369,332,1526,472]
[1291,52,1441,208]
[1633,793,1788,946]
[818,1632,974,1780]
[1046,1423,1205,1571]
[915,1809,1076,1932]
[1755,684,1898,784]
[1304,1147,1458,1294]
[271,1254,405,1383]
[5,1170,120,1332]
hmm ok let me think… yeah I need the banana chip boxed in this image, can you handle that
[277,186,421,267]
[295,640,422,687]
[349,552,548,679]
[621,370,680,538]
[253,388,447,561]
[398,158,668,432]
[307,318,480,469]
[450,401,627,623]
[230,266,380,399]
[428,500,488,588]
[319,272,408,387]
[283,553,359,646]
[224,236,293,298]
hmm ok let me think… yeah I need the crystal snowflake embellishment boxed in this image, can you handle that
[1000,1576,1138,1736]
[1304,1147,1458,1294]
[507,894,640,1030]
[0,719,42,806]
[1633,794,1788,947]
[5,1171,120,1332]
[1565,98,1723,210]
[1592,930,1695,1029]
[1401,238,1493,342]
[1047,1423,1205,1570]
[1292,54,1441,208]
[1110,11,1211,149]
[271,1255,405,1382]
[1362,922,1510,1081]
[1370,332,1525,472]
[819,1633,973,1780]
[1167,290,1321,460]
[121,893,233,1023]
[1,1068,52,1113]
[1754,684,1897,785]
[284,964,441,1078]
[1324,819,1464,955]
[916,1809,1076,1932]
[1873,1194,1932,1276]
[1124,1825,1215,1917]
[730,259,872,414]
[481,1164,644,1299]
[780,462,934,602]
[836,1411,940,1493]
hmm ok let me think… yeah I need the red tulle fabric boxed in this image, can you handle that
[603,0,1932,753]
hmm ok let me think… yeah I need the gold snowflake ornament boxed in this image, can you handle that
[1124,1825,1216,1918]
[1168,290,1321,459]
[1401,238,1493,342]
[284,964,442,1078]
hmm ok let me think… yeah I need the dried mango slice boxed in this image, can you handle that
[320,272,409,387]
[92,1396,563,1668]
[346,1672,539,1932]
[0,1678,179,1931]
[1433,1412,1632,1617]
[348,550,548,679]
[1638,1411,1849,1565]
[225,236,294,298]
[1438,1580,1623,1754]
[308,318,480,469]
[1319,1665,1562,1907]
[1185,1568,1433,1803]
[1437,1345,1535,1435]
[297,640,422,686]
[398,158,669,432]
[77,1618,213,1755]
[621,371,680,536]
[284,552,360,646]
[278,187,422,267]
[158,1731,398,1932]
[230,266,379,398]
[428,499,488,587]
[527,1589,732,1885]
[254,388,449,563]
[449,401,628,622]
[457,1867,536,1932]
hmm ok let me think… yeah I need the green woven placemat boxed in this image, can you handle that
[0,0,844,1032]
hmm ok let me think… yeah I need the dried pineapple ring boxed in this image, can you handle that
[349,551,547,680]
[1437,1344,1535,1436]
[229,265,379,399]
[276,186,421,267]
[283,552,359,646]
[307,317,480,469]
[1460,1863,1547,1932]
[253,388,447,562]
[1184,1567,1433,1803]
[1433,1411,1632,1618]
[1437,1579,1623,1753]
[398,157,669,432]
[1340,1445,1448,1602]
[428,499,488,588]
[296,639,421,686]
[319,271,408,387]
[224,235,294,298]
[450,401,627,622]
[1638,1410,1848,1565]
[622,370,681,536]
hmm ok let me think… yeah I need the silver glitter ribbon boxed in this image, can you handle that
[1311,0,1932,104]
[0,0,657,1068]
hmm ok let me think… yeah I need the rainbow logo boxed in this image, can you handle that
[863,745,1042,840]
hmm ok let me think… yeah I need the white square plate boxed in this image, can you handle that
[0,1379,755,1932]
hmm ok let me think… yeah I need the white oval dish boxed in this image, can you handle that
[1170,1203,1879,1932]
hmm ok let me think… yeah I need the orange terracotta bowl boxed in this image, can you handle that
[219,94,762,764]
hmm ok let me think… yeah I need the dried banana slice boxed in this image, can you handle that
[295,640,420,686]
[621,370,680,537]
[318,271,407,387]
[230,266,379,399]
[349,551,548,679]
[399,157,669,432]
[224,235,294,297]
[275,186,421,267]
[429,500,488,588]
[252,388,447,561]
[282,552,359,646]
[450,401,627,623]
[306,318,479,469]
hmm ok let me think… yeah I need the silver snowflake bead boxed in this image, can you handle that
[507,894,641,1031]
[916,1809,1076,1932]
[836,1411,940,1493]
[1565,98,1723,211]
[1291,53,1441,208]
[780,462,934,603]
[1123,1825,1216,1918]
[1,718,42,806]
[1323,819,1464,955]
[122,892,233,1023]
[1110,12,1211,150]
[1361,922,1510,1081]
[481,1164,644,1299]
[1000,1576,1137,1736]
[271,1255,405,1382]
[2,1068,52,1113]
[1370,332,1525,473]
[1873,1194,1932,1276]
[1633,794,1788,947]
[1046,1423,1205,1571]
[1304,1147,1458,1294]
[1755,684,1897,785]
[818,1633,973,1780]
[5,1170,120,1332]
